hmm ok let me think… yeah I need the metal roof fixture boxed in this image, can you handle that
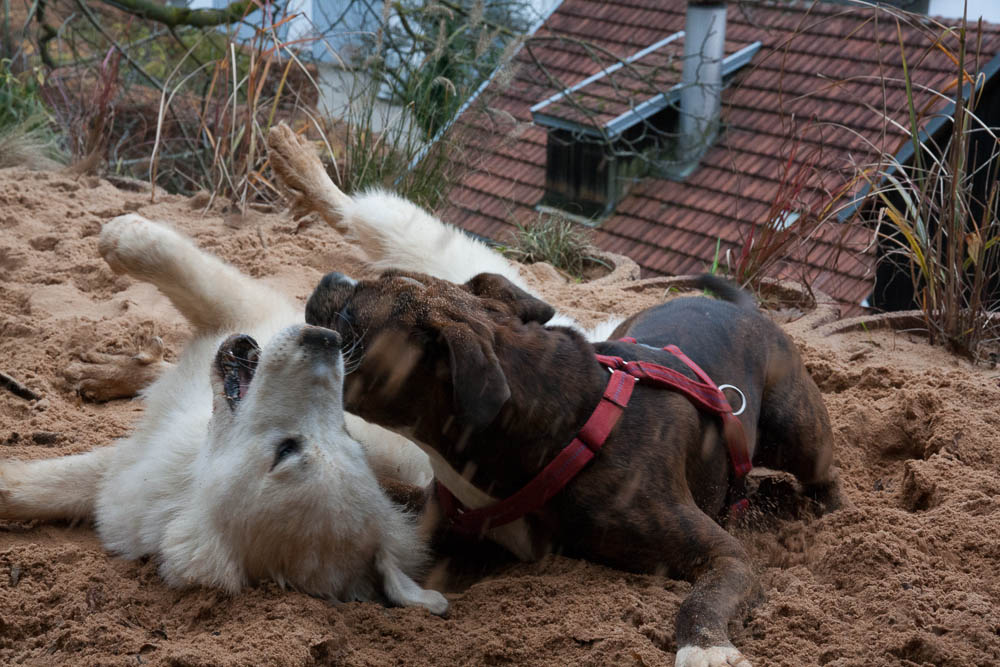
[677,0,729,178]
[531,3,760,219]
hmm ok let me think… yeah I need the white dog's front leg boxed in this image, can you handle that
[375,550,448,615]
[0,447,115,521]
[100,215,295,333]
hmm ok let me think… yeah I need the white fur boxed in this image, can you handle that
[345,189,526,288]
[267,126,632,561]
[338,189,628,343]
[0,215,445,614]
[314,181,621,342]
[675,645,752,667]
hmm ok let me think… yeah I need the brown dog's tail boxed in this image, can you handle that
[689,274,757,311]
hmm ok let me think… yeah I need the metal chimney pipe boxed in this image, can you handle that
[677,0,727,172]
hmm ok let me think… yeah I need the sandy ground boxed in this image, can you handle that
[1,166,1000,666]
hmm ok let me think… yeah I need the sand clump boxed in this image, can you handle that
[2,166,1000,665]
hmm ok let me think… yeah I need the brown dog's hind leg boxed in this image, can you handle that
[755,365,843,513]
[666,505,756,667]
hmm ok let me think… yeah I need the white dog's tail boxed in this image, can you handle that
[0,447,113,522]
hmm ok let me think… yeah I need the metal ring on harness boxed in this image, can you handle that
[717,384,747,416]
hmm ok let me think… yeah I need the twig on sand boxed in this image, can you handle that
[0,371,40,401]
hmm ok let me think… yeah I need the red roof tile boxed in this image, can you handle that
[436,0,1000,307]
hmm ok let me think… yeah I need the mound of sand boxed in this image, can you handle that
[1,167,999,666]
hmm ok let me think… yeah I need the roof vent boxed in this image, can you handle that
[678,0,728,177]
[530,24,759,218]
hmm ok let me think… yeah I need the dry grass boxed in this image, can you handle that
[852,14,1000,361]
[6,1,487,213]
[503,212,606,279]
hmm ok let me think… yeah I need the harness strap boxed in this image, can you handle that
[599,341,752,479]
[440,369,636,535]
[438,340,752,535]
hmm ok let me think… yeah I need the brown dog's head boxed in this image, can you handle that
[305,270,555,431]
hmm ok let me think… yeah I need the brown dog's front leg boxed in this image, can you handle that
[671,505,755,667]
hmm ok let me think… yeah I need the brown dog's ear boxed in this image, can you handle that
[465,273,555,324]
[439,322,511,429]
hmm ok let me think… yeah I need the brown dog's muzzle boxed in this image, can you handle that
[306,272,359,333]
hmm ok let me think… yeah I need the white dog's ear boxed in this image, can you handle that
[210,334,260,419]
[464,273,555,325]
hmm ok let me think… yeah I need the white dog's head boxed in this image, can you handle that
[158,324,445,614]
[207,324,352,487]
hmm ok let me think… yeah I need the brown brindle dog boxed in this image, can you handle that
[305,269,840,667]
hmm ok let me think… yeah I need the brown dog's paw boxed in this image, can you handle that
[804,466,849,515]
[65,337,169,401]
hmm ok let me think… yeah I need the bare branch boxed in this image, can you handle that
[96,0,266,29]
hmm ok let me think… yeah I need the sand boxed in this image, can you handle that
[2,166,1000,666]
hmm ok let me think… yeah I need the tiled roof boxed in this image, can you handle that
[437,0,1000,307]
[530,31,759,133]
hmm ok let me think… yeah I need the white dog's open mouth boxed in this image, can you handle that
[215,334,261,409]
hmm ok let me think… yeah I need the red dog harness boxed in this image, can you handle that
[437,339,752,535]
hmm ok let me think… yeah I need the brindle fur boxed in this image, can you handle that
[305,270,839,655]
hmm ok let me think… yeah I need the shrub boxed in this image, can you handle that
[854,15,1000,361]
[503,212,605,279]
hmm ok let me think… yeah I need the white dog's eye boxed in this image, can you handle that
[272,437,301,470]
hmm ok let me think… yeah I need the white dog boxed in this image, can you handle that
[0,215,446,614]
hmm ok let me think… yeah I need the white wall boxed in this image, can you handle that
[929,0,1000,22]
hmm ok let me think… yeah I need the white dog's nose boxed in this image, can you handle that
[299,326,342,350]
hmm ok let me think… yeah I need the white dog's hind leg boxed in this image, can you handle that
[0,446,114,521]
[375,549,448,615]
[99,215,296,333]
[346,190,525,288]
[267,124,629,340]
[267,124,525,289]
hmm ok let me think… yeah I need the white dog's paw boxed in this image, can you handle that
[377,553,449,616]
[65,336,168,401]
[676,645,751,667]
[99,214,186,277]
[0,463,15,515]
[266,123,351,224]
[266,124,330,197]
[418,588,449,616]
